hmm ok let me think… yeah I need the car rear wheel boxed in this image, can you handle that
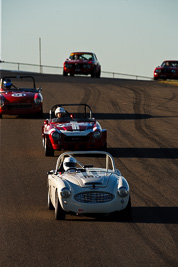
[0,114,2,119]
[44,137,54,157]
[55,191,65,220]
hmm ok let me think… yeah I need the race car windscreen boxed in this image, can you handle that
[2,76,37,91]
[69,53,93,61]
[51,104,92,120]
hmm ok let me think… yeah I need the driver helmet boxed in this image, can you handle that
[55,107,66,117]
[63,157,76,171]
[3,79,12,89]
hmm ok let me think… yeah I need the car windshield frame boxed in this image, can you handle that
[1,75,38,92]
[55,151,117,175]
[49,103,93,121]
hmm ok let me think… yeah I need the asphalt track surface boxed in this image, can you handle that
[0,71,178,267]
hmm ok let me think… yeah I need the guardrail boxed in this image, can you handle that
[0,60,153,80]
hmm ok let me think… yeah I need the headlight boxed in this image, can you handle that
[92,130,101,139]
[60,187,71,198]
[34,98,41,105]
[65,64,72,68]
[155,69,161,73]
[34,93,42,105]
[171,69,176,73]
[118,186,129,197]
[0,99,5,107]
[52,131,61,141]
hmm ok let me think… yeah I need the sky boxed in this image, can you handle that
[1,0,178,78]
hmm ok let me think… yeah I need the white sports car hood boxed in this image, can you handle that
[63,171,111,188]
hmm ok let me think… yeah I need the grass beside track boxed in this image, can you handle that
[159,80,178,86]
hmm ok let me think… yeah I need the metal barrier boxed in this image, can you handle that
[0,60,153,80]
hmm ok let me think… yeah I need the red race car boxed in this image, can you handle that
[154,60,178,80]
[63,52,101,78]
[0,75,43,118]
[42,104,107,156]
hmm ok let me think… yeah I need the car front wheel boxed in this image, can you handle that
[44,137,54,157]
[48,187,54,210]
[63,70,67,76]
[113,197,132,221]
[55,191,65,220]
[119,197,132,221]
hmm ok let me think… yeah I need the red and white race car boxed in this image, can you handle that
[0,75,43,118]
[63,52,101,78]
[42,104,107,156]
[154,60,178,80]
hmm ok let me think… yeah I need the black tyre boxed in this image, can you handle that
[63,70,67,76]
[44,137,54,157]
[48,188,54,210]
[36,108,43,118]
[91,67,97,78]
[120,197,132,221]
[55,191,65,220]
[0,114,2,119]
[113,197,132,221]
[91,71,96,78]
[96,68,101,78]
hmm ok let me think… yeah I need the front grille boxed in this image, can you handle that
[64,136,89,143]
[162,69,171,73]
[74,63,83,69]
[6,103,33,110]
[74,192,114,203]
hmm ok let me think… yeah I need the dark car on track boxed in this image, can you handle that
[0,75,43,118]
[63,52,101,78]
[153,60,178,80]
[42,104,107,156]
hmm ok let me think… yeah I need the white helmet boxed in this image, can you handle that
[63,157,76,171]
[55,107,66,116]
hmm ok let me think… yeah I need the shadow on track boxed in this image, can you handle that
[131,206,178,224]
[52,207,178,224]
[94,113,153,120]
[108,147,178,159]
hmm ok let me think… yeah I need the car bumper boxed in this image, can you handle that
[154,72,178,80]
[64,69,93,75]
[50,131,107,151]
[63,64,95,75]
[0,104,43,115]
[60,194,130,214]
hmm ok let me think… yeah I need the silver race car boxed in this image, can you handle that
[47,151,131,220]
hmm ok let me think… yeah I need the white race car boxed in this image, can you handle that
[47,151,131,220]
